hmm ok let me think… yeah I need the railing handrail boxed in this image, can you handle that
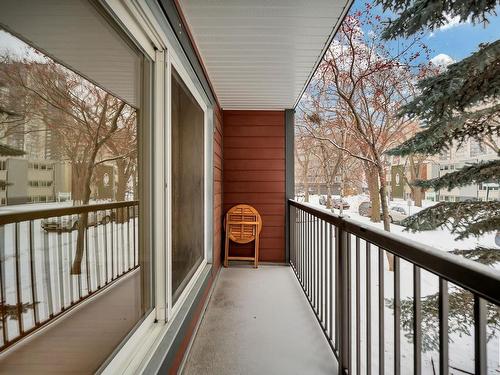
[0,200,139,226]
[289,199,500,306]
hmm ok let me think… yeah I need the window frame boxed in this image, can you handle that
[167,51,209,319]
[100,0,214,372]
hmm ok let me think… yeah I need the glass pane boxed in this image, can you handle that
[0,19,150,372]
[171,67,204,304]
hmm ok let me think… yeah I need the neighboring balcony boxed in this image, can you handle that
[0,201,140,373]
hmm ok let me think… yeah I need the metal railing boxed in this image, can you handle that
[0,200,139,351]
[289,200,500,375]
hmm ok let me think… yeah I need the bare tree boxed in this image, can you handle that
[300,6,430,233]
[1,55,136,274]
[295,130,315,202]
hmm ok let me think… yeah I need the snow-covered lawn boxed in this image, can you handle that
[307,194,498,252]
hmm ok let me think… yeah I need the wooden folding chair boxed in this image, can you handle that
[224,204,262,268]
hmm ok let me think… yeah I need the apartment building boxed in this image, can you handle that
[390,137,499,202]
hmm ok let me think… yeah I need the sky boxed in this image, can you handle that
[349,1,500,66]
[0,29,46,62]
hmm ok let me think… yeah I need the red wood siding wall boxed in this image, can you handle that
[223,110,285,263]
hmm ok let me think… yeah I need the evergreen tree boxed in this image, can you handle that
[376,0,500,246]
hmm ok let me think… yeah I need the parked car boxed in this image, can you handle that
[42,211,114,232]
[358,201,405,223]
[332,198,350,210]
[389,206,408,222]
[358,201,372,217]
[318,195,327,206]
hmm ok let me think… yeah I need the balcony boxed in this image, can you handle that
[0,200,499,374]
[182,200,500,375]
[0,0,499,373]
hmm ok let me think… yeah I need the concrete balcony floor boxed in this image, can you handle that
[182,265,338,375]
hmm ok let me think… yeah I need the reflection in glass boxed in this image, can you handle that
[171,67,204,304]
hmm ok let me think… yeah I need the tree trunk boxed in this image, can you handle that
[409,155,423,207]
[115,159,129,201]
[71,164,92,274]
[366,164,380,222]
[326,184,332,209]
[71,163,87,204]
[304,176,310,203]
[376,163,394,271]
[377,165,391,232]
[412,186,423,207]
[71,148,101,274]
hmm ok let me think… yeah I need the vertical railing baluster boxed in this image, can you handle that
[104,210,109,284]
[75,215,83,300]
[474,295,487,375]
[43,230,54,317]
[0,223,8,344]
[299,210,302,285]
[356,236,361,375]
[323,220,327,326]
[329,222,333,344]
[14,222,23,335]
[394,255,401,375]
[94,211,101,289]
[67,224,75,304]
[127,206,131,270]
[439,278,449,375]
[347,233,352,372]
[121,206,126,274]
[335,225,340,354]
[133,204,137,267]
[56,217,64,311]
[307,214,313,303]
[366,242,372,375]
[413,265,421,375]
[378,249,384,375]
[318,218,321,320]
[302,212,305,291]
[85,219,91,294]
[29,221,39,326]
[319,219,323,322]
[315,217,319,313]
[299,210,305,284]
[297,210,300,279]
[338,225,350,373]
[111,208,115,280]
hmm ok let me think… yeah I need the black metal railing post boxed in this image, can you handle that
[337,224,350,374]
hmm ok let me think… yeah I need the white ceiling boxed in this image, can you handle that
[178,0,351,110]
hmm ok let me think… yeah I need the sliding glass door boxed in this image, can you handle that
[170,67,206,305]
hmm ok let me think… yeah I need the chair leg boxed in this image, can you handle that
[254,229,260,268]
[224,221,230,268]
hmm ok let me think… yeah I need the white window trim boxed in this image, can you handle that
[100,0,212,373]
[168,51,210,318]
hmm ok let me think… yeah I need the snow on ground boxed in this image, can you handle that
[307,194,498,252]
